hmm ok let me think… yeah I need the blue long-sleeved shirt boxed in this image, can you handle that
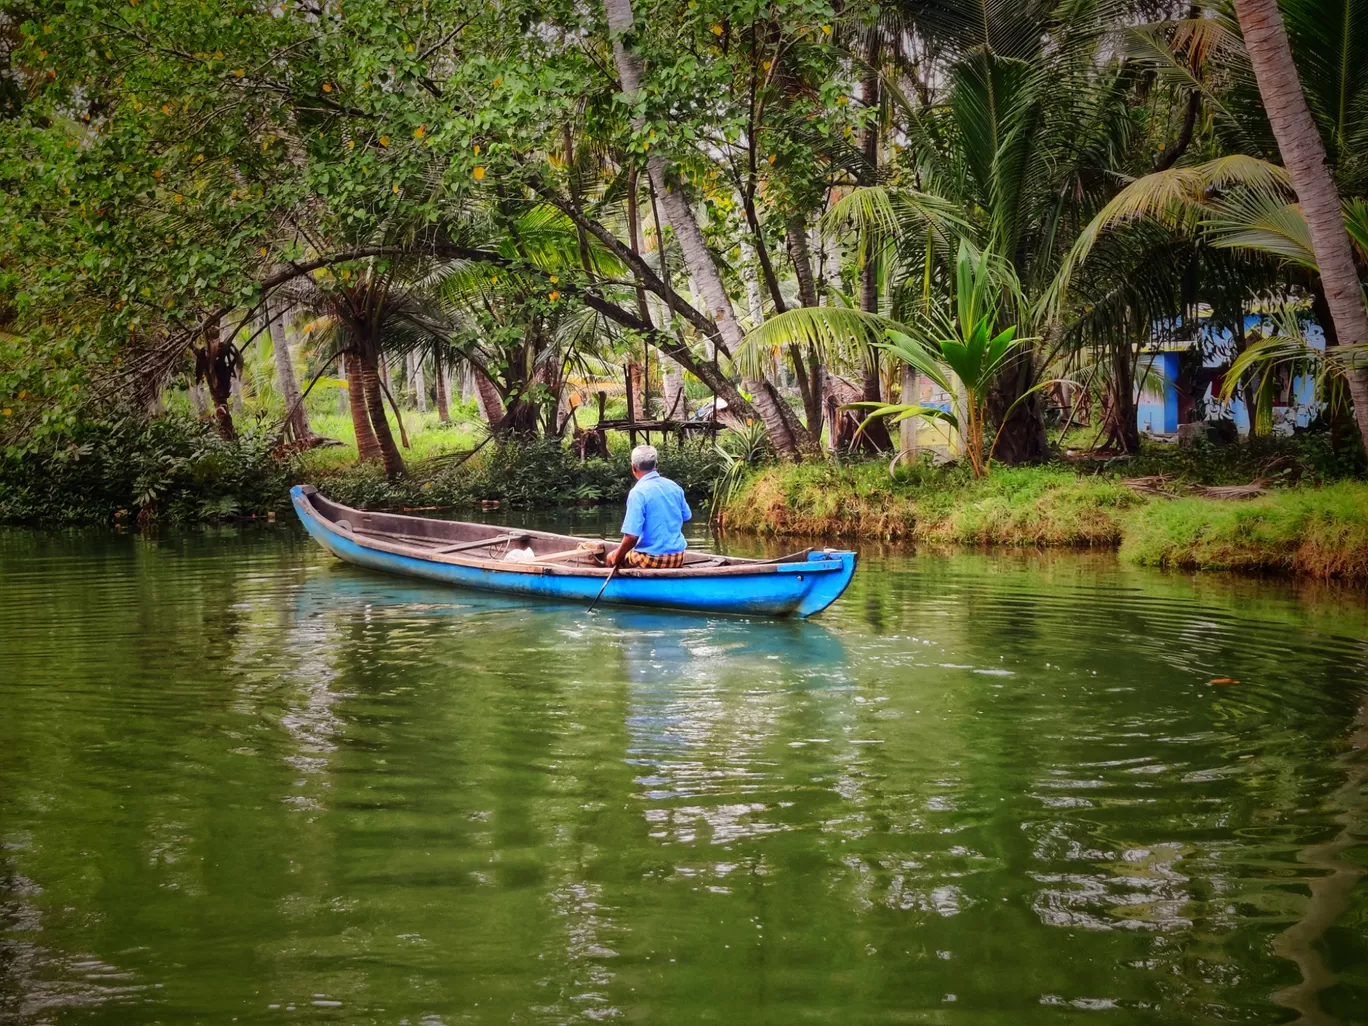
[621,471,691,555]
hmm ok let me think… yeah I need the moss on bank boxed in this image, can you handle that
[1121,483,1368,578]
[719,462,1142,546]
[721,462,1368,580]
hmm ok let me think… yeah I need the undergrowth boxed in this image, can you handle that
[0,415,724,524]
[721,456,1368,579]
[0,412,295,524]
[311,437,724,512]
[719,460,1141,546]
[6,410,1365,581]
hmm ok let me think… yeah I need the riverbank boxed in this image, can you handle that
[719,462,1368,580]
[0,414,723,524]
[5,412,1366,581]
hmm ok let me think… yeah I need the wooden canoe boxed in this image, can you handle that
[291,486,856,618]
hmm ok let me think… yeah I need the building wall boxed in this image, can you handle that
[1137,314,1324,436]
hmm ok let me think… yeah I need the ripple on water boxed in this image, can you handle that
[0,531,1366,1023]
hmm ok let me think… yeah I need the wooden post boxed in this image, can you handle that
[899,365,920,459]
[625,364,637,447]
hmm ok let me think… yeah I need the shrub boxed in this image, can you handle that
[305,435,724,513]
[0,412,295,523]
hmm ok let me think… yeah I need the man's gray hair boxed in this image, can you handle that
[630,444,658,471]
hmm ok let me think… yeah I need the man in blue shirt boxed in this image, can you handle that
[606,444,692,569]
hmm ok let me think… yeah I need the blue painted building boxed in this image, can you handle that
[1137,313,1324,436]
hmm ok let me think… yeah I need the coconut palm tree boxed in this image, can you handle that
[1055,0,1368,450]
[1229,0,1368,447]
[743,0,1165,458]
[850,240,1037,476]
[601,0,805,458]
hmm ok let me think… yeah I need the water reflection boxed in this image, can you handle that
[0,528,1366,1024]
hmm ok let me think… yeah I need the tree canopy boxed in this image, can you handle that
[3,0,1367,463]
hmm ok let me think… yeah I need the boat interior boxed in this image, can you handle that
[299,487,811,570]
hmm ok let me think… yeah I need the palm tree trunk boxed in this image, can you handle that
[663,364,686,418]
[602,0,800,458]
[787,218,828,446]
[376,372,412,449]
[268,298,312,443]
[625,164,654,326]
[627,360,646,420]
[359,344,405,480]
[229,370,244,415]
[900,365,920,456]
[434,357,450,423]
[199,319,237,441]
[409,350,427,414]
[856,31,892,452]
[473,370,506,426]
[345,351,383,464]
[787,216,819,308]
[989,354,1051,464]
[1232,0,1368,450]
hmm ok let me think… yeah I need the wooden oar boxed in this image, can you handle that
[587,562,620,613]
[528,540,606,565]
[431,533,522,556]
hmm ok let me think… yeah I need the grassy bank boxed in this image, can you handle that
[720,462,1368,580]
[6,407,1366,582]
[1120,483,1368,578]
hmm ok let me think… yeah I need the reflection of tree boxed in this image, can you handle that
[1272,700,1368,1025]
[7,532,1368,1021]
[0,528,315,1014]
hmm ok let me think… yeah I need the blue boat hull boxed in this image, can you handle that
[291,486,855,618]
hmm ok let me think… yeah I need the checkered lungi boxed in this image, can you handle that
[625,549,686,569]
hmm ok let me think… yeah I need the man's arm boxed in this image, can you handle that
[606,533,640,567]
[611,489,645,566]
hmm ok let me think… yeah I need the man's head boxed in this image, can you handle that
[630,444,658,479]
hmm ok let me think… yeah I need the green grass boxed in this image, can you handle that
[298,409,485,473]
[721,460,1368,579]
[1121,482,1368,578]
[720,461,1141,545]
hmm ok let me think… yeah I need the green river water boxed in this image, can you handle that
[2,521,1367,1025]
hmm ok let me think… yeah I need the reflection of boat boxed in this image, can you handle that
[611,608,851,685]
[291,486,856,618]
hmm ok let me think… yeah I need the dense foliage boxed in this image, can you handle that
[0,411,724,523]
[2,0,1367,519]
[0,412,294,523]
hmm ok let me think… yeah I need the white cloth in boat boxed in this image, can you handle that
[503,546,536,563]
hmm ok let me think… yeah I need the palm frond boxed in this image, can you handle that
[1122,19,1259,151]
[847,400,961,431]
[735,307,901,379]
[1204,192,1317,268]
[1045,156,1293,318]
[1281,0,1368,172]
[1345,198,1368,263]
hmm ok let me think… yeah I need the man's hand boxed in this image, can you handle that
[606,534,639,568]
